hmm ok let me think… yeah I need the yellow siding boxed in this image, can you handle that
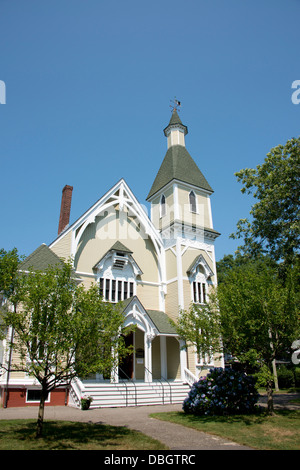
[165,248,177,281]
[74,211,159,283]
[177,186,211,229]
[165,281,179,321]
[183,279,193,311]
[166,337,180,380]
[50,230,72,261]
[136,284,159,310]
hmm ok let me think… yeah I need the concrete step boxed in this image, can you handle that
[72,381,190,408]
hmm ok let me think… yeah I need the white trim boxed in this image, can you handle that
[207,194,213,228]
[176,238,184,310]
[147,178,213,203]
[173,183,179,220]
[136,280,160,286]
[166,277,178,285]
[75,271,97,278]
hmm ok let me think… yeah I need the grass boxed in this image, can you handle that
[150,409,300,450]
[0,419,168,450]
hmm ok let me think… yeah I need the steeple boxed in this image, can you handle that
[163,109,188,148]
[147,111,212,201]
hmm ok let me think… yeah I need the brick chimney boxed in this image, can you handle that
[58,185,73,235]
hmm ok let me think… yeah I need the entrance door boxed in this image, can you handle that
[119,332,134,379]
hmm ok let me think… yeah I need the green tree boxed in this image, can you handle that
[231,137,300,266]
[0,248,25,407]
[218,258,300,414]
[216,253,251,285]
[1,259,132,438]
[171,299,222,371]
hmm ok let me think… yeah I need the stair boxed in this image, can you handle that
[69,380,190,409]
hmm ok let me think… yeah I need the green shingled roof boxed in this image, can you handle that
[110,241,133,253]
[19,244,64,271]
[147,309,177,335]
[147,145,213,200]
[163,109,188,136]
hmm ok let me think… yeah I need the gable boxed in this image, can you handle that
[122,296,177,336]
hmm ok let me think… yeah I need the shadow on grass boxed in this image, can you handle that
[158,408,299,427]
[2,420,137,450]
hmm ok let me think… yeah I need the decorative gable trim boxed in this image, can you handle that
[50,178,164,259]
[93,242,143,276]
[187,254,214,280]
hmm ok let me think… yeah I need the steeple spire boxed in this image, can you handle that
[163,108,188,148]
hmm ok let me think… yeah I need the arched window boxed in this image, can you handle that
[187,256,214,305]
[160,194,166,217]
[189,191,197,213]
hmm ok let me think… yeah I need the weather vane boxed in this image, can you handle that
[170,97,182,112]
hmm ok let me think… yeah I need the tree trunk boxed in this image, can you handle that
[266,379,274,415]
[36,388,47,438]
[272,358,279,391]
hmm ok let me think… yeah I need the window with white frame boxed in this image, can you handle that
[192,280,206,304]
[26,389,50,403]
[99,277,135,302]
[187,256,214,306]
[191,265,207,304]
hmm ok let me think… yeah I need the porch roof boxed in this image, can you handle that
[147,309,177,335]
[121,296,177,335]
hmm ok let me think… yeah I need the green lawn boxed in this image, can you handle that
[0,419,168,450]
[150,409,300,451]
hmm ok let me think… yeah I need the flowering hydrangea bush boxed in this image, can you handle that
[183,368,258,416]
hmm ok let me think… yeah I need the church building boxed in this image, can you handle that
[0,108,223,408]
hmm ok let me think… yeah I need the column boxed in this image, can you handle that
[144,333,153,382]
[160,336,167,379]
[179,339,187,382]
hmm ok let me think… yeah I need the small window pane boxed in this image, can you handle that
[130,282,134,297]
[105,279,110,301]
[160,195,166,217]
[189,191,197,213]
[111,280,116,301]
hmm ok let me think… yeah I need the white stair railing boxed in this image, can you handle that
[69,377,85,408]
[183,367,198,387]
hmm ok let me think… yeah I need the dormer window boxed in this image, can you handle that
[94,242,142,303]
[160,194,166,217]
[189,191,197,213]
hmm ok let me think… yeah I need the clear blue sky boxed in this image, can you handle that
[0,0,299,261]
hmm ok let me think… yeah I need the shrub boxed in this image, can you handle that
[183,368,258,416]
[294,367,300,387]
[277,366,295,389]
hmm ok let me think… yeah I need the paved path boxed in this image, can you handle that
[1,394,298,451]
[0,403,251,450]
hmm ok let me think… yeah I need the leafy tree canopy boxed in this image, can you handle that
[231,137,300,266]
